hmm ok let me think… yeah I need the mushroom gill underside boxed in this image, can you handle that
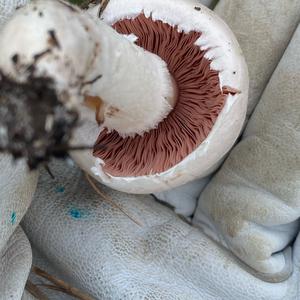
[94,14,236,177]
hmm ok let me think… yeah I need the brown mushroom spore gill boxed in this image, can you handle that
[94,14,235,177]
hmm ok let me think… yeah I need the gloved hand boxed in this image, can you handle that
[22,1,300,298]
[0,155,38,299]
[0,0,299,299]
[22,154,300,299]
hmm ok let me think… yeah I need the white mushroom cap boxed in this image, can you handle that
[0,0,248,194]
[78,0,248,193]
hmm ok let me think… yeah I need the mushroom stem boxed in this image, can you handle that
[0,0,176,137]
[81,15,176,136]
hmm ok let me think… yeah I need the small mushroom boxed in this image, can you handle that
[0,0,248,193]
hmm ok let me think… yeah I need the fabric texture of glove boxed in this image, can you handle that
[215,0,300,117]
[0,154,38,300]
[0,0,300,299]
[0,4,36,300]
[22,158,300,299]
[0,0,28,28]
[0,155,38,252]
[0,227,32,300]
[194,24,300,283]
[154,0,300,217]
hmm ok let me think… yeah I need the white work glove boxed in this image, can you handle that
[0,0,27,27]
[22,155,300,300]
[0,0,300,299]
[0,154,38,299]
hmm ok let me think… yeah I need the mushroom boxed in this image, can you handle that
[0,0,248,194]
